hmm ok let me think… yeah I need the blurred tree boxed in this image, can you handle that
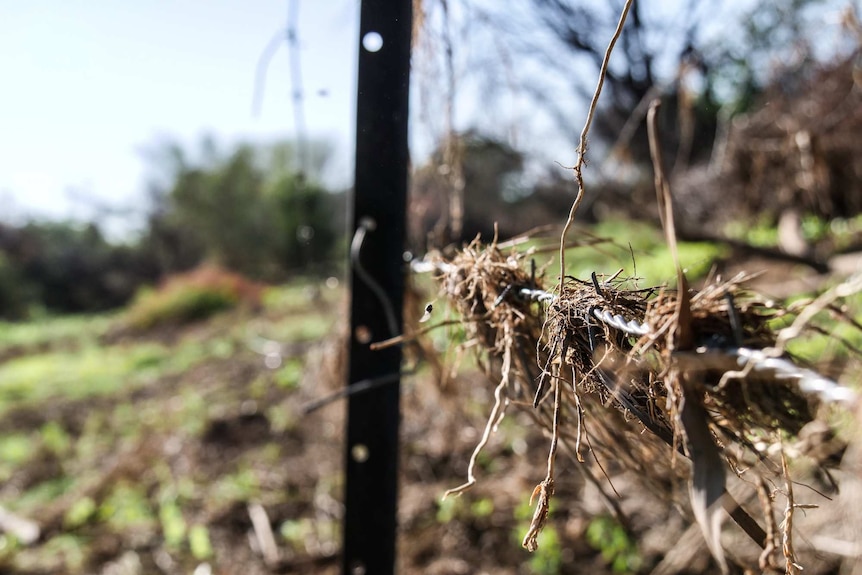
[0,136,340,318]
[409,0,854,236]
[273,173,338,272]
[409,131,524,248]
[511,0,838,167]
[142,137,340,281]
[0,251,32,320]
[416,0,843,171]
[0,220,159,317]
[700,0,846,112]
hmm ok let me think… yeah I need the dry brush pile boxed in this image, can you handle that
[715,49,862,223]
[392,4,862,572]
[414,234,861,573]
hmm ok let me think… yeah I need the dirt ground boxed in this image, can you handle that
[0,264,860,575]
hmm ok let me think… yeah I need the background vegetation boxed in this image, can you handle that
[1,0,861,573]
[0,138,343,320]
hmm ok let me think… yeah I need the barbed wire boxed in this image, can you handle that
[731,347,858,407]
[408,258,859,408]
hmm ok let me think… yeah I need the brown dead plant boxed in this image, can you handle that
[395,1,862,572]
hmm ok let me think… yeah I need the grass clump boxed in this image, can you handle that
[586,515,642,574]
[123,265,262,331]
[0,314,110,350]
[519,219,727,287]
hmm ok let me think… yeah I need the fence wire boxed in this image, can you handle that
[409,258,859,408]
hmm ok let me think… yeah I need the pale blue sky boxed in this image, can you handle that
[0,0,358,227]
[2,1,855,233]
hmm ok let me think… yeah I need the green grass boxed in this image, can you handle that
[0,346,155,405]
[0,341,201,411]
[586,515,642,574]
[0,433,35,465]
[0,278,346,574]
[64,497,98,529]
[724,215,779,248]
[208,467,261,506]
[776,290,862,370]
[724,212,862,251]
[513,498,563,575]
[274,357,304,389]
[258,312,334,342]
[261,279,341,312]
[258,281,341,343]
[159,497,187,549]
[39,534,87,571]
[0,314,111,349]
[122,265,266,331]
[0,329,249,414]
[188,524,214,560]
[0,433,37,482]
[280,518,314,548]
[125,285,238,330]
[519,219,727,288]
[10,476,76,514]
[41,421,72,454]
[99,482,157,530]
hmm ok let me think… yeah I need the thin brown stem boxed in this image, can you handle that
[559,0,634,285]
[781,446,801,574]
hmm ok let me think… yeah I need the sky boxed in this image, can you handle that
[3,0,856,237]
[0,0,358,231]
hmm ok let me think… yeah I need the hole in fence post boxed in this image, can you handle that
[354,325,372,344]
[350,561,367,575]
[351,444,370,463]
[362,31,383,52]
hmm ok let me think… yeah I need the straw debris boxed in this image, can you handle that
[423,235,859,569]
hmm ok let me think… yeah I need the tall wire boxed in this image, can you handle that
[252,0,308,175]
[286,0,308,174]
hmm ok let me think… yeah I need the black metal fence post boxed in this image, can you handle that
[343,1,412,574]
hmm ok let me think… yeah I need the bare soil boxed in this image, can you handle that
[0,274,859,575]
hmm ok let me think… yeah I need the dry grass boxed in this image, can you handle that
[412,90,860,571]
[399,4,862,572]
[417,233,861,572]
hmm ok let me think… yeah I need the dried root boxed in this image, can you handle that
[422,234,859,569]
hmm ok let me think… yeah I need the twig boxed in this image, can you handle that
[780,446,802,574]
[647,100,683,290]
[775,272,862,352]
[248,503,280,566]
[370,316,482,351]
[252,32,283,117]
[558,0,634,285]
[285,0,307,171]
[443,325,514,499]
[252,0,308,171]
[351,218,400,338]
[522,354,563,551]
[302,370,411,415]
[570,364,585,462]
[755,476,779,570]
[0,505,40,545]
[440,0,465,242]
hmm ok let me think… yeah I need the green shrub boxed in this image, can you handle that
[586,515,642,574]
[0,221,160,318]
[144,138,341,281]
[0,253,33,320]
